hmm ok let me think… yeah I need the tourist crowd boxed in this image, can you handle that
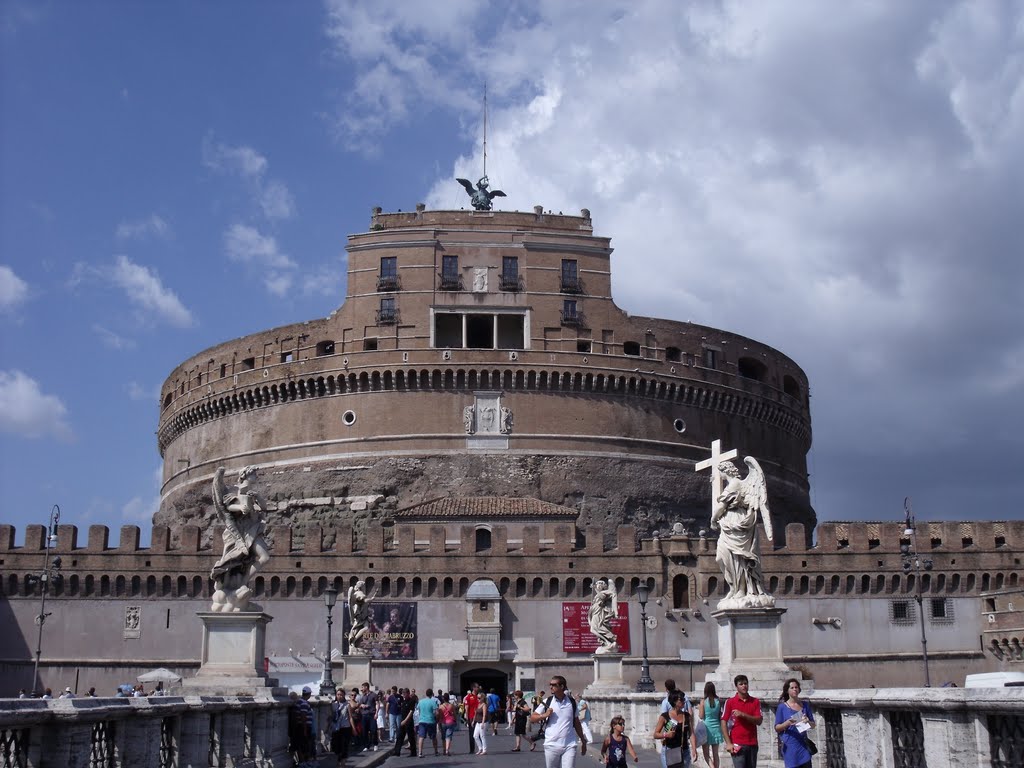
[289,673,814,768]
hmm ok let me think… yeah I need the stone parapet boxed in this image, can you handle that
[0,694,341,767]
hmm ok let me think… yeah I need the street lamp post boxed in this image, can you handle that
[319,585,338,696]
[635,582,655,692]
[30,504,63,694]
[901,497,932,687]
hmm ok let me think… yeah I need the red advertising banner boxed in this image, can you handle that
[562,602,630,654]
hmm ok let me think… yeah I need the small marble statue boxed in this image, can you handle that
[710,457,776,609]
[499,406,513,434]
[347,580,376,652]
[588,577,619,653]
[209,466,271,612]
[463,405,476,435]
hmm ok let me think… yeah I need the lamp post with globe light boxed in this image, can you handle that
[635,581,656,692]
[320,585,338,695]
[901,497,932,687]
[29,505,63,694]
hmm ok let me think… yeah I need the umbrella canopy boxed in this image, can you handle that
[136,668,182,683]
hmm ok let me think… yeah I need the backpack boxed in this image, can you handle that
[536,694,578,739]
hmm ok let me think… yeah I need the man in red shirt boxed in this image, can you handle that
[464,684,481,753]
[721,675,763,768]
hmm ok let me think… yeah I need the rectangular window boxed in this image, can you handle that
[440,255,461,290]
[435,314,463,347]
[703,348,718,369]
[561,259,580,293]
[378,257,398,291]
[377,297,397,325]
[442,254,458,277]
[501,256,520,291]
[280,352,294,363]
[890,599,915,626]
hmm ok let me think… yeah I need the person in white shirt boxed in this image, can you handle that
[577,697,593,743]
[531,676,587,768]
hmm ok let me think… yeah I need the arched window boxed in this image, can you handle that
[549,577,559,597]
[412,577,422,597]
[443,578,453,598]
[672,574,690,609]
[193,576,203,597]
[176,576,186,597]
[532,577,543,597]
[475,528,492,552]
[458,577,469,597]
[115,576,126,597]
[516,578,527,598]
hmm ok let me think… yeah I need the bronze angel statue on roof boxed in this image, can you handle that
[457,176,506,211]
[709,456,776,609]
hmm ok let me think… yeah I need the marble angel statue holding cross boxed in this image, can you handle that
[698,440,776,609]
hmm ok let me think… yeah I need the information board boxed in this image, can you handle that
[562,602,630,654]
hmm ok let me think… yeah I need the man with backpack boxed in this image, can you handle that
[531,675,587,768]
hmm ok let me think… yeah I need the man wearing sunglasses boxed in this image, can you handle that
[531,676,588,768]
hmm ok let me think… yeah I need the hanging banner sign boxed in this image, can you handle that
[561,602,630,654]
[342,601,418,659]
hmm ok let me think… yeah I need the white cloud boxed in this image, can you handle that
[0,370,72,441]
[326,2,1024,521]
[260,180,296,221]
[203,136,296,220]
[127,381,160,402]
[111,255,194,328]
[302,264,345,298]
[202,136,268,178]
[224,224,297,295]
[0,265,29,311]
[115,214,169,241]
[223,224,295,269]
[121,467,162,524]
[93,323,136,350]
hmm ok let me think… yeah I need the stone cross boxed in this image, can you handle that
[695,439,738,504]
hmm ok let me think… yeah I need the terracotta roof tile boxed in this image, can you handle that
[394,496,578,519]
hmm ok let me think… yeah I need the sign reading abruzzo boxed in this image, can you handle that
[342,601,418,659]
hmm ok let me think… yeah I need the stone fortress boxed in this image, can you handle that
[1,205,1021,696]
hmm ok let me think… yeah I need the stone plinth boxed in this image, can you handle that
[706,607,808,696]
[179,611,280,696]
[584,652,630,695]
[341,654,372,690]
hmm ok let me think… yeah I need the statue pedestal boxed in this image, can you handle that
[584,652,630,695]
[341,654,373,690]
[706,607,809,696]
[179,612,281,696]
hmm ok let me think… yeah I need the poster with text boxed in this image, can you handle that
[562,602,630,654]
[341,601,418,659]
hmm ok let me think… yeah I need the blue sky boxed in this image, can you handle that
[2,1,1022,542]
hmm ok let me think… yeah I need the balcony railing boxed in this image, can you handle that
[500,273,522,292]
[377,274,400,292]
[560,310,585,328]
[560,275,583,294]
[438,273,463,291]
[376,308,400,325]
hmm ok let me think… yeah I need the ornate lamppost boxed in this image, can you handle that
[319,585,338,695]
[635,582,656,692]
[901,497,932,687]
[29,504,63,694]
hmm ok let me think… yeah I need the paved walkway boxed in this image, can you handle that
[344,729,663,768]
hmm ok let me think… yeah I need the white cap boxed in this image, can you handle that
[65,687,72,692]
